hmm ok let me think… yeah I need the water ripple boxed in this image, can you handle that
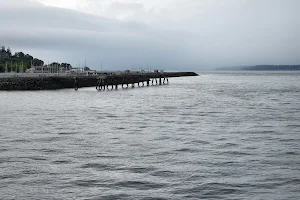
[0,72,300,199]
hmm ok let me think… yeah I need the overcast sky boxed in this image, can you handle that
[0,0,299,70]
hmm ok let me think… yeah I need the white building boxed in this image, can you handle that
[27,65,63,73]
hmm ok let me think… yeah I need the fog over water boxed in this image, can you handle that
[1,0,300,70]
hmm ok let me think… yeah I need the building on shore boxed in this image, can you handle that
[27,65,65,73]
[27,65,97,75]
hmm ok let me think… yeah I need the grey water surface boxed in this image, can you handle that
[0,72,300,200]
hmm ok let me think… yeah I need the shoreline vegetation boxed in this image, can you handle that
[216,65,300,71]
[0,46,72,73]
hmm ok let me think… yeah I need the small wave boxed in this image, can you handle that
[255,178,300,189]
[52,160,72,164]
[80,163,115,171]
[121,166,157,174]
[152,136,170,141]
[0,173,23,180]
[28,156,47,161]
[96,116,105,119]
[176,127,189,131]
[151,170,175,177]
[73,179,105,187]
[185,121,198,125]
[38,137,62,142]
[94,194,131,200]
[284,151,299,155]
[279,138,300,142]
[136,112,146,115]
[216,143,238,148]
[161,106,177,110]
[285,124,300,128]
[138,125,148,129]
[58,132,79,135]
[216,137,227,141]
[172,182,246,197]
[11,139,31,143]
[261,130,277,134]
[21,169,45,175]
[191,140,210,145]
[175,148,199,153]
[0,148,8,152]
[41,148,64,154]
[141,197,168,200]
[105,114,118,118]
[165,120,176,123]
[222,151,252,156]
[114,180,167,190]
[152,151,174,156]
[95,155,122,158]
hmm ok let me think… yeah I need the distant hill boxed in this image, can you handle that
[0,46,44,72]
[217,65,300,71]
[0,45,72,73]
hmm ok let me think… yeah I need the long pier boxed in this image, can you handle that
[0,71,198,91]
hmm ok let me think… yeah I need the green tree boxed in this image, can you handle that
[25,54,33,60]
[61,63,72,70]
[49,62,61,66]
[7,47,11,57]
[32,58,44,66]
[14,52,25,58]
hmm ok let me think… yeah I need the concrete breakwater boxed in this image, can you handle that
[0,72,198,91]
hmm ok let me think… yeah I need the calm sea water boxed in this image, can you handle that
[0,72,300,200]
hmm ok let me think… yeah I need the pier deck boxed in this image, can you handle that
[0,71,198,90]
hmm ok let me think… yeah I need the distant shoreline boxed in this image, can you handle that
[216,65,300,71]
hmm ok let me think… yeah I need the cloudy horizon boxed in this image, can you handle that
[1,0,299,71]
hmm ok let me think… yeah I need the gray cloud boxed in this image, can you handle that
[1,0,299,70]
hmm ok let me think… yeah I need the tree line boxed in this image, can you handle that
[0,46,72,72]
